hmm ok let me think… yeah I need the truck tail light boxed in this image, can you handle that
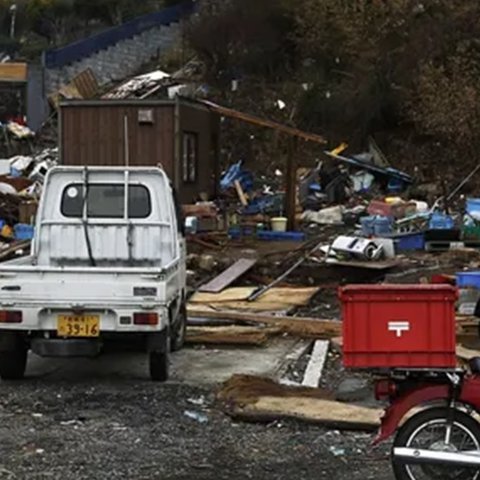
[375,379,398,401]
[133,313,158,325]
[0,311,22,323]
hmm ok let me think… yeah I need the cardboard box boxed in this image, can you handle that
[19,200,38,224]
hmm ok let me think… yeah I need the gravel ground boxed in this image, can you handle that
[0,378,394,480]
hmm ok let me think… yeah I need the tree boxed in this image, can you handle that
[186,0,297,85]
[26,0,75,44]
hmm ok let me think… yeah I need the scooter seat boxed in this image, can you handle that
[469,357,480,374]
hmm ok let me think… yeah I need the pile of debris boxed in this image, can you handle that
[0,147,58,245]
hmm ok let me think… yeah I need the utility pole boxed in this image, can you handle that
[10,4,17,39]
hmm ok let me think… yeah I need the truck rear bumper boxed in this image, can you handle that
[19,330,169,358]
[31,338,102,357]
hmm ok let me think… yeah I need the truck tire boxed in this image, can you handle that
[0,347,27,381]
[171,303,187,352]
[149,351,169,382]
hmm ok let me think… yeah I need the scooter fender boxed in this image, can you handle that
[374,376,480,445]
[373,385,450,445]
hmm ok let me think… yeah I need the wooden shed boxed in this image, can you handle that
[59,98,220,203]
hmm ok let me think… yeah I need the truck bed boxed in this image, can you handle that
[0,256,180,308]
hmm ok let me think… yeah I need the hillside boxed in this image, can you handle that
[183,0,480,190]
[0,0,184,59]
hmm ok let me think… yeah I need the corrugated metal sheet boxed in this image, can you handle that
[45,224,173,265]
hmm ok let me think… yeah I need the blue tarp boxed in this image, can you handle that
[220,161,254,192]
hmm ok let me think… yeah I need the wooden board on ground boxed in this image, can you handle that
[186,325,280,346]
[218,375,380,431]
[199,258,257,293]
[188,309,342,339]
[325,259,399,270]
[189,287,319,312]
[302,340,329,388]
[457,344,480,361]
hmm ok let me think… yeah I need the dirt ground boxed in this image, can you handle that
[0,350,393,480]
[2,241,469,479]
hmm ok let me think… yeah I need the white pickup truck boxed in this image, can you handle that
[0,166,186,381]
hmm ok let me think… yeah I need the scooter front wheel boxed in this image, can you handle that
[392,407,480,480]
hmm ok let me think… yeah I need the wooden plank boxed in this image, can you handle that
[234,180,248,206]
[286,136,298,231]
[236,396,381,430]
[218,374,380,430]
[457,344,480,361]
[186,325,280,346]
[71,68,99,99]
[325,259,399,270]
[189,287,319,312]
[302,340,329,388]
[187,309,342,339]
[196,99,327,144]
[182,204,217,217]
[199,258,257,293]
[0,63,27,82]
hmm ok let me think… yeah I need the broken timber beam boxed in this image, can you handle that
[199,258,257,293]
[186,325,280,346]
[187,309,342,339]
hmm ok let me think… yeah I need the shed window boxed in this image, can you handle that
[61,184,151,219]
[182,132,198,183]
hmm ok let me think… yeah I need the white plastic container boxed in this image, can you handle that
[271,217,288,232]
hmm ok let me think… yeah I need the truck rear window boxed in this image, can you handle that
[61,184,151,219]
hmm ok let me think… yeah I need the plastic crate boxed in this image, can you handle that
[456,272,480,289]
[467,198,480,215]
[393,232,425,251]
[14,224,34,240]
[429,212,454,230]
[340,284,457,369]
[257,231,306,242]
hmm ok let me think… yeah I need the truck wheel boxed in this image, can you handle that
[0,347,27,381]
[149,351,169,382]
[392,407,480,480]
[171,303,187,352]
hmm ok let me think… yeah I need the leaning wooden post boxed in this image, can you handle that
[286,136,298,231]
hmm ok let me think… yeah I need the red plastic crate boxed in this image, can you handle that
[340,284,458,369]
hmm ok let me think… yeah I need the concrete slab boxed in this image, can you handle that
[23,338,300,386]
[171,338,299,385]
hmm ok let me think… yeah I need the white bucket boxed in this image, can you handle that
[271,217,288,232]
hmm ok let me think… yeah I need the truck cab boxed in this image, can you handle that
[0,166,186,381]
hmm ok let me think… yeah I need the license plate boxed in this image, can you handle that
[57,315,100,338]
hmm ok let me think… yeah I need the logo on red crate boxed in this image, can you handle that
[388,321,410,338]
